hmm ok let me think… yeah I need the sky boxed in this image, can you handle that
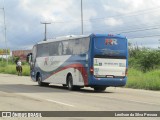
[0,0,160,50]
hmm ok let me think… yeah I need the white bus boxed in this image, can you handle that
[28,34,128,91]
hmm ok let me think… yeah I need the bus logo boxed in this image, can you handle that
[105,39,117,45]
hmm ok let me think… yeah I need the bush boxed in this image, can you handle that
[129,47,160,72]
[138,50,160,72]
[0,62,30,76]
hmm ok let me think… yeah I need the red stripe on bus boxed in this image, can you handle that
[47,63,88,85]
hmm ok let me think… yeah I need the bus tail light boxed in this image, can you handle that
[125,68,128,76]
[90,67,94,74]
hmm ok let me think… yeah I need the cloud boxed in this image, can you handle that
[83,9,97,33]
[19,0,74,21]
[0,0,160,50]
[5,0,101,50]
[128,37,160,49]
[104,18,123,27]
[104,4,128,14]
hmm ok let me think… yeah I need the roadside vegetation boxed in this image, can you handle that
[126,45,160,90]
[0,47,160,90]
[0,57,30,76]
[127,68,160,90]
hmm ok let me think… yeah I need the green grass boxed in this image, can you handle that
[0,62,30,76]
[126,68,160,90]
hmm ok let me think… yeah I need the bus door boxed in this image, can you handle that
[30,45,37,80]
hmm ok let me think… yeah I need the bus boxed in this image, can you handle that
[28,34,128,91]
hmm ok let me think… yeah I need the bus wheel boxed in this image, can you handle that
[67,75,74,90]
[62,84,67,87]
[94,86,106,92]
[37,76,49,86]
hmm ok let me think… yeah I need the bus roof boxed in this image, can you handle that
[93,34,126,39]
[38,34,89,45]
[37,34,126,45]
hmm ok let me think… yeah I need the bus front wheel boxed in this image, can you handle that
[93,86,106,92]
[37,76,49,86]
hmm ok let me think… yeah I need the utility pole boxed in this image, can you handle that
[81,0,84,35]
[3,7,8,64]
[41,22,51,41]
[0,0,8,65]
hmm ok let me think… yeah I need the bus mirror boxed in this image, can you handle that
[27,53,32,64]
[29,55,32,64]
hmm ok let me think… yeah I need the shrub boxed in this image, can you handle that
[129,46,160,72]
[138,50,160,72]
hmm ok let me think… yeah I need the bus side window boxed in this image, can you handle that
[73,37,90,54]
[62,41,72,55]
[37,44,49,57]
[58,42,63,56]
[73,39,81,55]
[49,42,59,56]
[37,45,42,57]
[81,37,90,54]
[68,40,74,55]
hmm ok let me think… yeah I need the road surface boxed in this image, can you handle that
[0,74,159,120]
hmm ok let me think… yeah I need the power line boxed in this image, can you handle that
[118,27,160,34]
[51,18,160,37]
[47,30,160,40]
[47,5,160,36]
[49,8,159,33]
[47,24,160,39]
[84,24,160,35]
[83,18,160,32]
[128,34,160,39]
[87,7,160,21]
[106,25,160,34]
[51,5,160,24]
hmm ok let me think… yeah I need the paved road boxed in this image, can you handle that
[0,74,159,120]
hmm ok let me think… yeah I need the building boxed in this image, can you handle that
[12,50,31,62]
